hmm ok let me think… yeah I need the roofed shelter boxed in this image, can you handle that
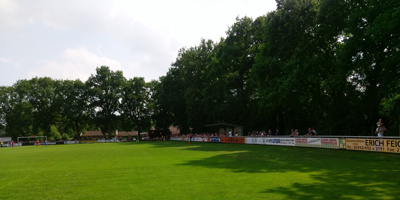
[205,123,243,136]
[117,131,138,141]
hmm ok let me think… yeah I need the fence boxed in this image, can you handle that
[171,135,400,154]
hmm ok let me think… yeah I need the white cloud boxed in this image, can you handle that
[0,0,22,27]
[33,47,122,82]
[0,0,276,86]
[0,57,11,64]
[0,57,20,69]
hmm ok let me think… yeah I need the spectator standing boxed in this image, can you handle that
[293,129,299,137]
[289,129,295,137]
[267,129,273,136]
[311,127,317,136]
[377,119,382,128]
[289,129,299,137]
[306,127,317,136]
[376,123,387,137]
[275,129,279,135]
[305,128,312,136]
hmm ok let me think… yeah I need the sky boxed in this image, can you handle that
[0,0,276,86]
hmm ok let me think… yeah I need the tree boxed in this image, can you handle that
[0,84,34,140]
[171,39,215,132]
[340,0,400,132]
[23,77,59,136]
[121,77,151,139]
[253,0,323,131]
[86,66,126,138]
[149,80,172,134]
[56,79,89,139]
[156,67,189,133]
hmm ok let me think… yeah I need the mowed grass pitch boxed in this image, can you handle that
[1,142,399,200]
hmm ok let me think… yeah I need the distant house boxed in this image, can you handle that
[148,126,180,140]
[80,131,102,140]
[80,131,115,140]
[81,126,180,141]
[116,131,138,141]
[80,130,138,141]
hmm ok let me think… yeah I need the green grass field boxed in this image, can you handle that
[1,141,399,200]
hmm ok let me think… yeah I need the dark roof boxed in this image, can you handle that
[118,131,138,136]
[81,131,116,137]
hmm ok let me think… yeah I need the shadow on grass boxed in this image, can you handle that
[123,141,400,199]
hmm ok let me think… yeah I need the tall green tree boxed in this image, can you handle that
[56,79,89,139]
[340,0,400,132]
[253,0,323,131]
[150,80,168,129]
[157,67,189,133]
[86,66,126,138]
[170,39,215,132]
[0,85,33,139]
[121,77,151,138]
[22,77,59,136]
[202,17,261,131]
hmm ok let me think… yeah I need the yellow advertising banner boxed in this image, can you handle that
[339,138,346,149]
[345,138,400,153]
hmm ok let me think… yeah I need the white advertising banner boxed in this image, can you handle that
[245,137,295,146]
[193,137,205,142]
[245,137,258,144]
[265,138,296,146]
[295,138,339,149]
[170,137,182,141]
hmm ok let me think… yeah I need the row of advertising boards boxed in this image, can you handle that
[170,136,400,154]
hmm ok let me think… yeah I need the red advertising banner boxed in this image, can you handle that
[220,137,245,144]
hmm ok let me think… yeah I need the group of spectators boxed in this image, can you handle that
[174,132,236,138]
[247,129,280,137]
[290,127,317,137]
[172,127,319,138]
[172,119,388,139]
[247,127,317,137]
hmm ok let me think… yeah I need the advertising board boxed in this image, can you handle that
[208,137,221,143]
[220,137,245,144]
[193,137,206,142]
[295,138,339,149]
[245,137,295,146]
[245,137,258,144]
[339,138,346,149]
[266,138,295,146]
[345,138,400,153]
[170,137,182,141]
